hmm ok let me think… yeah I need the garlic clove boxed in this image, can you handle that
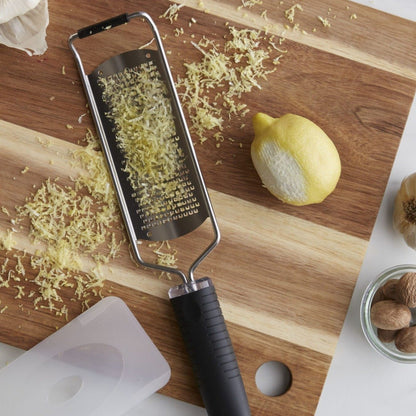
[0,0,48,56]
[393,172,416,250]
[0,0,41,24]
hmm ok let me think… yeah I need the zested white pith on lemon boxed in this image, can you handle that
[251,113,341,206]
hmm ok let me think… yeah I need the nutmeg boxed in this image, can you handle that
[372,289,384,305]
[395,326,416,353]
[377,328,398,343]
[370,300,411,330]
[397,272,416,307]
[381,279,398,300]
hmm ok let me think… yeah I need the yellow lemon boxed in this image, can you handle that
[251,113,341,206]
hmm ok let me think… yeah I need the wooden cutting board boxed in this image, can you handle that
[1,0,415,414]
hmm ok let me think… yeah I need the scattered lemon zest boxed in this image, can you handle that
[36,136,51,147]
[0,229,16,251]
[238,0,263,10]
[1,207,10,216]
[284,4,303,24]
[14,285,25,299]
[0,129,126,317]
[174,27,185,37]
[159,3,185,24]
[318,16,331,27]
[176,26,283,145]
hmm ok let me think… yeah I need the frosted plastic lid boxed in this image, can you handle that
[0,296,171,416]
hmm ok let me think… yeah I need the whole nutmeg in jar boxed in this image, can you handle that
[395,327,416,353]
[370,300,411,331]
[396,272,416,307]
[361,265,416,363]
[370,272,416,352]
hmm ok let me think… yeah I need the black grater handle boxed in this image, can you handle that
[169,278,251,416]
[77,13,129,39]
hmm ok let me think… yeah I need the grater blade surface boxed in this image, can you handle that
[88,49,210,242]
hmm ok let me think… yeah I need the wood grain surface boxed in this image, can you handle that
[1,1,416,415]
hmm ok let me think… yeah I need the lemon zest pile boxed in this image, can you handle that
[98,61,197,225]
[176,26,284,145]
[0,130,125,318]
[0,77,183,316]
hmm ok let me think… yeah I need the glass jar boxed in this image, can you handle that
[360,264,416,363]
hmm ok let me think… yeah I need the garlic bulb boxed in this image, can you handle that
[0,0,49,55]
[0,0,40,24]
[393,172,416,250]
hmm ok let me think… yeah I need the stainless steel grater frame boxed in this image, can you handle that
[69,11,219,284]
[69,12,250,416]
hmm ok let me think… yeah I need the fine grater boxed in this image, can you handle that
[69,11,250,416]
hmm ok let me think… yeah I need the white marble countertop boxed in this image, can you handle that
[316,2,416,414]
[0,1,415,415]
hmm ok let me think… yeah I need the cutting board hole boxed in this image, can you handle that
[48,375,83,404]
[255,361,292,397]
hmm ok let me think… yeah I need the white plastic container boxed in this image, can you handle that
[0,296,171,415]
